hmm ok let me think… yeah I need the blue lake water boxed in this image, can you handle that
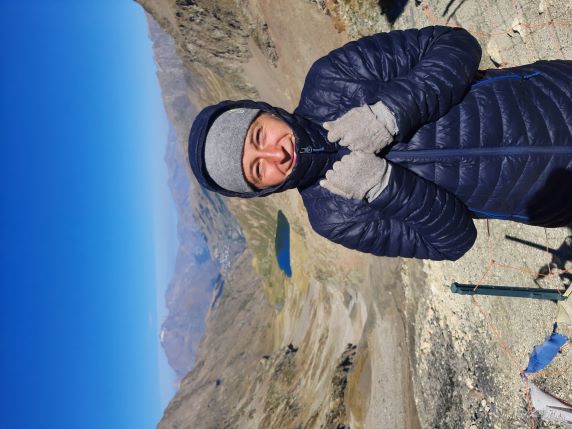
[275,210,292,277]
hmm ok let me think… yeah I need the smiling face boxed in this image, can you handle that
[242,113,297,189]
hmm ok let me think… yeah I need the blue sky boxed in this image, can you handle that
[0,1,178,428]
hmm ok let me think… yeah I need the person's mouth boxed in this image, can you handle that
[284,135,296,174]
[280,135,296,174]
[290,135,296,171]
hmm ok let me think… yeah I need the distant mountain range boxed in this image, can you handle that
[146,12,247,379]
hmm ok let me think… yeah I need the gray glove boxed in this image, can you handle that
[319,151,392,202]
[323,101,398,153]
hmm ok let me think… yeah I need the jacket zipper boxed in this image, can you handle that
[385,145,569,222]
[386,145,572,162]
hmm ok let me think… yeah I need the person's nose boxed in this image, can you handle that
[260,142,285,164]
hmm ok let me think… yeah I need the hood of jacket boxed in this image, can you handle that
[188,100,342,198]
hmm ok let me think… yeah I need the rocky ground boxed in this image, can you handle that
[404,221,572,429]
[140,0,572,428]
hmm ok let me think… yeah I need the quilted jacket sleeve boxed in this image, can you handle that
[297,26,482,140]
[303,163,477,261]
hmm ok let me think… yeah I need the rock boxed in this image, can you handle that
[486,38,504,67]
[511,17,527,40]
[465,377,475,389]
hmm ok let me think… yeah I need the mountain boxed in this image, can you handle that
[146,12,249,379]
[138,0,278,103]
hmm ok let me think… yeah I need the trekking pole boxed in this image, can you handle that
[451,282,568,301]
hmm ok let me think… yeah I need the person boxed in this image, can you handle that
[188,26,572,261]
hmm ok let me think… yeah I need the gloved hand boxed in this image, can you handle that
[319,151,392,202]
[323,101,398,153]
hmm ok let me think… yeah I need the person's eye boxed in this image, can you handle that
[256,127,262,147]
[255,161,261,181]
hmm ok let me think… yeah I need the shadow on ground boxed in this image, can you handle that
[506,229,572,288]
[377,0,416,24]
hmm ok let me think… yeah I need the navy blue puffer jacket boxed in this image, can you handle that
[189,26,572,261]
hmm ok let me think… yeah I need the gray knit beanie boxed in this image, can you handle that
[204,108,260,193]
